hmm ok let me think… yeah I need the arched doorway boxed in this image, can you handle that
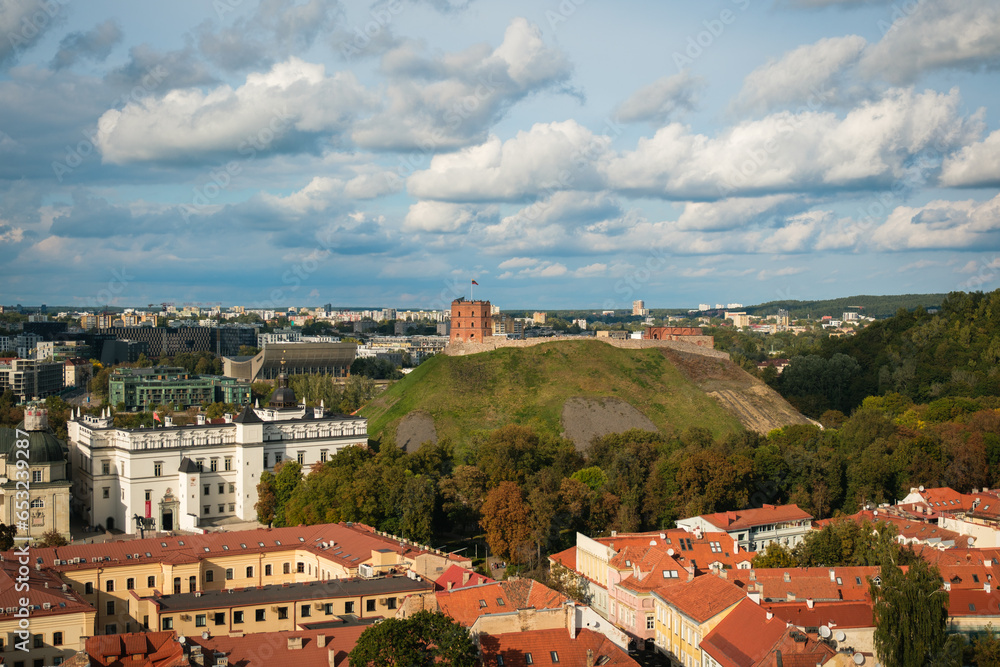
[106,517,115,531]
[162,510,173,531]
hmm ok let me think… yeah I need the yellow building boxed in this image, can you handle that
[13,522,468,637]
[652,574,746,667]
[0,560,95,665]
[139,576,434,636]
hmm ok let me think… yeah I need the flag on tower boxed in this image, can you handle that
[471,279,479,285]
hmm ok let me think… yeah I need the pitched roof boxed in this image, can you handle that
[479,628,638,667]
[695,504,812,531]
[757,629,836,667]
[233,403,263,423]
[436,578,568,627]
[948,587,1000,617]
[190,626,366,667]
[549,546,576,571]
[700,599,789,667]
[86,632,184,667]
[763,600,874,629]
[732,567,876,603]
[0,560,93,620]
[435,564,494,591]
[652,573,746,623]
[595,529,754,572]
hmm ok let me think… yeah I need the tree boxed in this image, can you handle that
[0,523,16,551]
[973,624,1000,666]
[348,610,477,667]
[237,345,261,357]
[871,559,948,667]
[480,481,533,564]
[752,543,796,568]
[273,460,304,526]
[255,471,277,526]
[35,530,68,548]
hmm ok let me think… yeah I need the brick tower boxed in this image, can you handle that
[450,298,493,343]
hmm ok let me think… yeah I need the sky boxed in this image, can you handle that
[1,0,999,312]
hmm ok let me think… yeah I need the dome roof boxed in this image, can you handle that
[0,424,66,464]
[269,386,298,409]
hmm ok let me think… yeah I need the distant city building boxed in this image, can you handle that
[437,321,451,336]
[222,342,357,383]
[777,308,790,328]
[675,503,813,552]
[843,311,860,321]
[0,358,64,399]
[353,319,377,334]
[109,366,252,410]
[450,298,492,343]
[80,312,97,329]
[381,308,397,321]
[258,329,301,347]
[725,311,750,328]
[492,314,524,339]
[632,300,648,316]
[533,311,547,324]
[698,304,710,311]
[63,357,92,388]
[98,325,258,357]
[574,319,588,330]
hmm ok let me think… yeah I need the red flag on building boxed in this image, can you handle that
[153,411,162,423]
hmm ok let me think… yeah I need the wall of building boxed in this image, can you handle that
[444,336,724,358]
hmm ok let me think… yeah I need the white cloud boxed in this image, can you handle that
[574,263,607,277]
[403,200,492,232]
[495,257,568,278]
[939,129,1000,188]
[870,193,1000,250]
[757,266,806,280]
[97,58,374,164]
[676,195,798,231]
[0,0,64,67]
[859,0,1000,83]
[733,35,867,113]
[351,17,573,150]
[407,120,610,202]
[616,72,703,125]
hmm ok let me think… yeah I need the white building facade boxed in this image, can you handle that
[67,379,367,534]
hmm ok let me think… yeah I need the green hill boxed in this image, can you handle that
[361,340,785,452]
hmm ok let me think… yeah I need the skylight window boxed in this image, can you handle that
[479,600,487,608]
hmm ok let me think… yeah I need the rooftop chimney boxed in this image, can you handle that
[749,592,761,605]
[586,649,595,667]
[828,569,836,582]
[287,637,303,650]
[316,635,327,648]
[223,413,233,423]
[462,571,471,585]
[806,599,814,609]
[197,414,206,425]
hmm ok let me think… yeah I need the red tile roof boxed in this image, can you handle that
[549,546,576,571]
[190,626,367,667]
[700,599,789,667]
[732,567,876,603]
[86,632,184,667]
[756,629,836,667]
[597,529,755,572]
[437,578,568,627]
[0,560,93,620]
[652,573,747,623]
[947,587,1000,617]
[763,601,874,629]
[479,628,638,667]
[435,564,494,591]
[695,504,813,531]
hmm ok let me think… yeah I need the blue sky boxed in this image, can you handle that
[1,0,999,311]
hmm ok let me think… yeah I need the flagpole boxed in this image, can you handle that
[471,279,474,301]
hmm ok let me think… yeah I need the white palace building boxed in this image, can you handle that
[68,369,367,533]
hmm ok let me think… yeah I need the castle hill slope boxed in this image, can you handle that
[360,340,811,452]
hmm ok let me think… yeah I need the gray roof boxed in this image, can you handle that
[233,404,262,424]
[0,424,66,464]
[153,576,434,612]
[178,457,200,473]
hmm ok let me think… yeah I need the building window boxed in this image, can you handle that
[85,582,93,594]
[647,615,655,630]
[102,487,110,499]
[263,453,269,468]
[387,598,397,610]
[297,452,304,464]
[226,568,234,580]
[106,580,114,592]
[218,504,224,514]
[196,460,204,472]
[498,657,504,667]
[218,483,224,494]
[126,578,134,590]
[275,453,282,465]
[154,462,162,476]
[246,566,254,578]
[189,576,197,592]
[102,461,110,475]
[283,563,291,574]
[265,564,272,576]
[278,607,288,620]
[196,615,206,627]
[214,612,226,626]
[320,450,328,462]
[550,651,560,663]
[31,470,41,483]
[162,617,173,630]
[106,601,115,615]
[105,623,117,635]
[210,459,218,472]
[34,634,42,648]
[229,483,235,493]
[229,503,235,512]
[233,611,244,624]
[204,505,210,514]
[255,609,265,622]
[53,632,62,646]
[366,599,376,612]
[204,484,210,495]
[206,570,214,583]
[147,575,155,587]
[344,601,353,614]
[144,490,151,501]
[225,457,232,471]
[173,577,181,594]
[301,604,311,617]
[30,498,43,508]
[525,653,534,665]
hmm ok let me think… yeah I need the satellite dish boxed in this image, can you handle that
[872,511,878,517]
[836,630,847,642]
[969,537,976,547]
[667,548,675,556]
[853,652,865,665]
[650,539,657,546]
[819,626,832,639]
[201,631,210,640]
[919,485,924,492]
[178,636,186,644]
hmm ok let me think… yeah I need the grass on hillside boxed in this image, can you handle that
[360,340,742,453]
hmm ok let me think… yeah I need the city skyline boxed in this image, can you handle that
[1,0,999,309]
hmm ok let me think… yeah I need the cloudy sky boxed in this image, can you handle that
[2,0,999,311]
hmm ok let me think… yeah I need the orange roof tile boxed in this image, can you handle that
[763,601,874,629]
[756,629,836,667]
[86,632,184,667]
[701,599,788,667]
[0,560,93,620]
[549,546,576,571]
[732,567,876,603]
[190,626,367,667]
[948,587,1000,616]
[435,564,494,591]
[652,573,746,623]
[696,505,812,532]
[436,578,568,627]
[479,628,637,667]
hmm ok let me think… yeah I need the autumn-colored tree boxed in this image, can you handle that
[35,530,69,548]
[480,481,533,564]
[475,425,543,488]
[439,465,488,532]
[255,471,277,526]
[751,543,796,569]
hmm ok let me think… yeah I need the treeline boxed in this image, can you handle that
[775,290,1000,416]
[255,394,1000,568]
[743,293,945,319]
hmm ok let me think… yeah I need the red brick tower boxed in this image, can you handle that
[450,298,493,343]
